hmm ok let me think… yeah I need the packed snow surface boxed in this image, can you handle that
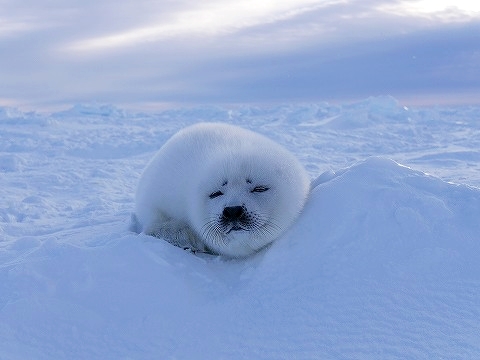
[1,96,480,359]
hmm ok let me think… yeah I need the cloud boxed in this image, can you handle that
[63,0,344,52]
[379,0,480,19]
[0,0,479,109]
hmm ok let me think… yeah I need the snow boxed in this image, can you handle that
[1,96,480,359]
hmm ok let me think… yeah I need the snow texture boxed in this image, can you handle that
[1,96,480,359]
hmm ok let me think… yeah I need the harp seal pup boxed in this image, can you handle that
[134,122,310,257]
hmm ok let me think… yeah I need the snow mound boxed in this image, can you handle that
[1,155,479,359]
[304,157,480,280]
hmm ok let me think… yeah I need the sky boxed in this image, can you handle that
[1,0,480,110]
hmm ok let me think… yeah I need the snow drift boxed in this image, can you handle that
[1,98,480,359]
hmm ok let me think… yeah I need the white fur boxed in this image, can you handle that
[134,122,310,257]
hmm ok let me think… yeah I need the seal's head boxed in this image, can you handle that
[189,146,309,257]
[135,122,310,258]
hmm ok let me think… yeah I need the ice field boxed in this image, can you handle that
[1,96,480,359]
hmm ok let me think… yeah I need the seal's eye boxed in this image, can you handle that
[209,190,224,199]
[251,186,269,193]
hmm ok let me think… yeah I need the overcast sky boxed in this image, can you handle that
[1,0,479,110]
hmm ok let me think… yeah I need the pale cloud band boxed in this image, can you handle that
[0,0,479,110]
[67,0,339,51]
[65,0,480,53]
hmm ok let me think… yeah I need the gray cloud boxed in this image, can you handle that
[1,0,479,109]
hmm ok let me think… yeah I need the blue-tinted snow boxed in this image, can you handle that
[1,97,480,359]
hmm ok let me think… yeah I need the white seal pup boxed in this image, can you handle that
[134,122,310,257]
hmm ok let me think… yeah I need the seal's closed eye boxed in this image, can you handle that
[209,191,223,199]
[251,186,269,193]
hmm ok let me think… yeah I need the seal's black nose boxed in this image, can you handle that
[222,206,245,221]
